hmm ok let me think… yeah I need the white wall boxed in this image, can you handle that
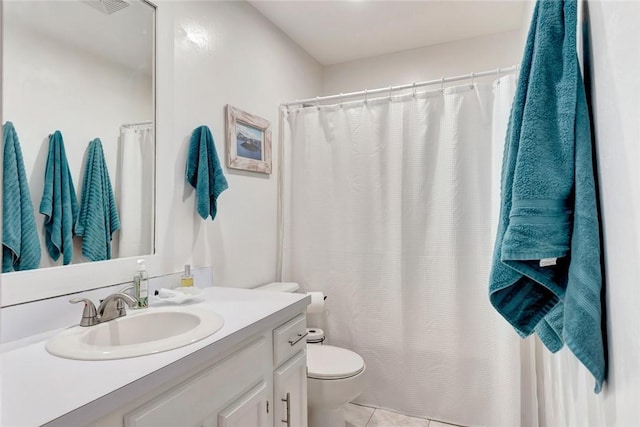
[323,30,524,96]
[2,18,152,268]
[154,1,323,288]
[535,2,640,426]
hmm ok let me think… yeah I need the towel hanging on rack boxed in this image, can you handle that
[488,0,605,393]
[40,130,78,265]
[75,138,120,261]
[2,121,41,272]
[186,125,228,220]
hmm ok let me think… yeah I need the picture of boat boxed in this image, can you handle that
[236,122,263,160]
[237,131,261,152]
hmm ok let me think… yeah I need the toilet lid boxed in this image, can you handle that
[307,345,365,380]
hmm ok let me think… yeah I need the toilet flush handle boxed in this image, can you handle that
[288,331,309,346]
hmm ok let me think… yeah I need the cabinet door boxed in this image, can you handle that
[274,350,307,427]
[214,381,271,427]
[125,335,271,427]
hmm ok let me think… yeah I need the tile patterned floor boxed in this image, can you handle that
[344,403,465,427]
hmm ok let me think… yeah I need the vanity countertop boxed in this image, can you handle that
[0,287,309,427]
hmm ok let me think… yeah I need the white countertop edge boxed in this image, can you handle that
[1,287,310,427]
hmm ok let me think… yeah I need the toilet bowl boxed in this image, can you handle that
[256,282,366,427]
[306,343,365,427]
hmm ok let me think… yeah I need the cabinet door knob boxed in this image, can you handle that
[288,331,309,346]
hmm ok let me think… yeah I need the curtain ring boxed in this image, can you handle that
[315,96,320,110]
[496,67,501,86]
[470,72,475,88]
[364,89,368,104]
[340,92,343,107]
[440,77,445,93]
[388,86,392,102]
[412,82,416,97]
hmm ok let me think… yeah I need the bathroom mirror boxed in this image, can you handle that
[1,0,155,304]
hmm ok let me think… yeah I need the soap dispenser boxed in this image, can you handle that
[136,259,149,308]
[181,264,194,287]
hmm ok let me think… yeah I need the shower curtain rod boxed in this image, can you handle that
[121,120,153,129]
[282,64,518,108]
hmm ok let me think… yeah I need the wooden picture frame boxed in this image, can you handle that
[225,105,272,174]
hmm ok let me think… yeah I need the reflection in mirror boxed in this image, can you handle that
[2,0,155,271]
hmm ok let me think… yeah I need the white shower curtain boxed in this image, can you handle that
[283,76,538,427]
[115,124,154,258]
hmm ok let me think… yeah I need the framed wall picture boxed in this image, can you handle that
[225,105,272,174]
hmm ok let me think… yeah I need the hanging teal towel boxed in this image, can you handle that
[186,125,228,220]
[75,138,120,261]
[488,0,605,393]
[39,131,78,265]
[2,122,41,272]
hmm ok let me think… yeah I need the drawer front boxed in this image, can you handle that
[273,313,307,367]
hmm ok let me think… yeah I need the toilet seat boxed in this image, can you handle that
[307,345,365,380]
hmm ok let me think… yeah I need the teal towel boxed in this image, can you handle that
[75,138,120,261]
[39,131,78,265]
[186,125,228,220]
[489,0,605,393]
[2,122,41,272]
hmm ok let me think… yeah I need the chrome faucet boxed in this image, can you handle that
[119,283,144,309]
[98,293,138,322]
[70,292,138,327]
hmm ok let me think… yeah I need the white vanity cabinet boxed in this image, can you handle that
[82,310,308,427]
[272,313,308,427]
[3,288,311,427]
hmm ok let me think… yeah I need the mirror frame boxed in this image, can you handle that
[1,0,159,307]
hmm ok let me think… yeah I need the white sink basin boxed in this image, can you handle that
[46,307,224,360]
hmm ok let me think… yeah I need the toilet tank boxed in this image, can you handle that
[256,282,300,293]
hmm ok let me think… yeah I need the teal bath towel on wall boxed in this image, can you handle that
[75,138,120,261]
[2,121,41,272]
[488,0,606,392]
[186,125,228,220]
[40,131,78,265]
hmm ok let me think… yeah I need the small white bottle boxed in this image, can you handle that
[136,259,149,308]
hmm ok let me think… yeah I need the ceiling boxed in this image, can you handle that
[4,0,154,74]
[249,1,527,66]
[4,1,525,72]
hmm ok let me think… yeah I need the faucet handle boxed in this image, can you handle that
[69,298,99,327]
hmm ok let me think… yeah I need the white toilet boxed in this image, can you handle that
[257,282,366,427]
